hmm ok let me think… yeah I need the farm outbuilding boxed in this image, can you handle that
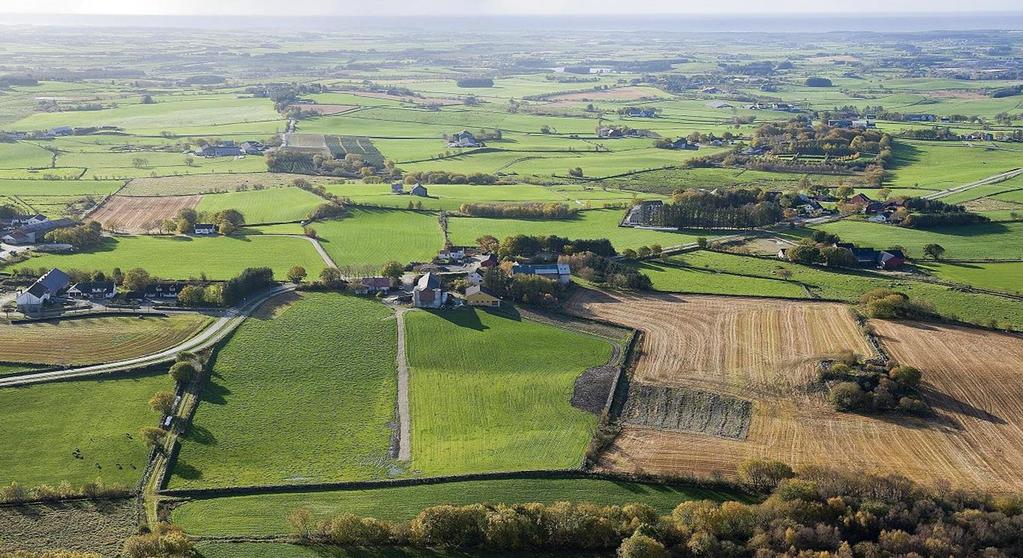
[465,285,500,307]
[16,268,71,311]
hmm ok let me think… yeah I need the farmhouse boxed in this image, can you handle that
[195,142,244,157]
[623,107,656,118]
[67,280,116,300]
[847,193,873,206]
[447,130,483,148]
[239,141,264,155]
[624,200,664,226]
[472,253,498,268]
[142,281,187,299]
[2,218,76,245]
[464,285,501,307]
[409,184,429,197]
[390,182,405,194]
[511,263,571,285]
[412,272,446,308]
[16,268,70,311]
[194,223,217,235]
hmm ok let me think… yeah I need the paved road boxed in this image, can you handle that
[0,284,296,388]
[262,234,337,269]
[923,168,1023,200]
[394,307,411,462]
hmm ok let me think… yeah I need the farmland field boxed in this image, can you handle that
[812,219,1023,260]
[0,372,171,486]
[7,233,327,280]
[405,307,612,474]
[89,194,200,233]
[172,477,740,536]
[0,313,211,366]
[567,290,1023,492]
[655,250,1023,329]
[196,187,324,224]
[167,293,398,489]
[918,261,1023,294]
[119,173,330,196]
[888,141,1023,189]
[449,209,715,251]
[302,209,444,272]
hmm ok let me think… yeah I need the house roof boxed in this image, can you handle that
[194,223,216,229]
[513,263,570,275]
[416,272,440,290]
[26,268,70,298]
[465,285,498,298]
[20,218,74,234]
[70,281,115,293]
[362,277,391,288]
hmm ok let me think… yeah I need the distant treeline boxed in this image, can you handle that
[899,197,990,229]
[459,202,578,220]
[403,171,499,185]
[456,78,494,88]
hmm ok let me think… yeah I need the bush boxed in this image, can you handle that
[890,365,921,388]
[319,513,393,546]
[169,361,197,384]
[831,381,867,411]
[122,523,194,558]
[737,459,795,492]
[617,531,668,558]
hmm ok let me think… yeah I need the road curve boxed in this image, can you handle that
[0,284,297,388]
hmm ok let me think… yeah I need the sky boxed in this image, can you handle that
[0,0,1020,16]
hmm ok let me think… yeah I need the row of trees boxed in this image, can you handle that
[478,234,616,260]
[458,202,577,220]
[0,477,127,504]
[402,170,499,185]
[287,463,1023,556]
[656,189,784,229]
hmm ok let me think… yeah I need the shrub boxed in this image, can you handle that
[737,459,795,492]
[890,365,921,388]
[831,381,867,411]
[617,531,668,558]
[169,361,197,384]
[121,523,194,558]
[319,513,393,546]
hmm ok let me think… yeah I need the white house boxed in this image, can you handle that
[16,268,71,311]
[67,281,116,300]
[194,223,217,235]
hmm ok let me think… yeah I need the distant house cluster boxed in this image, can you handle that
[827,118,876,129]
[194,140,263,158]
[747,102,801,112]
[847,193,906,224]
[1,214,76,245]
[408,250,501,308]
[622,107,657,118]
[390,182,429,197]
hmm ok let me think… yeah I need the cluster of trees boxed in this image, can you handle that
[456,77,494,88]
[822,351,926,414]
[561,251,653,290]
[859,288,935,320]
[656,189,784,229]
[458,202,577,220]
[172,207,245,235]
[895,199,989,229]
[43,221,103,249]
[620,244,663,259]
[804,76,833,87]
[176,283,222,307]
[402,171,499,185]
[785,232,858,268]
[479,267,562,306]
[0,478,128,504]
[753,120,892,160]
[288,464,1023,557]
[267,150,394,179]
[221,267,274,306]
[479,234,615,260]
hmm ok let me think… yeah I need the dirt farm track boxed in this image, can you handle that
[566,290,1023,493]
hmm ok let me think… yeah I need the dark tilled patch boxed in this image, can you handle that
[623,383,752,439]
[571,364,618,414]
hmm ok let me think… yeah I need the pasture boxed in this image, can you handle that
[812,220,1023,260]
[657,250,1023,329]
[0,313,211,366]
[0,372,171,486]
[567,290,1023,492]
[405,307,611,475]
[918,261,1023,294]
[196,187,324,224]
[167,293,398,489]
[305,209,444,271]
[888,141,1023,190]
[7,233,327,280]
[171,477,740,537]
[449,209,713,252]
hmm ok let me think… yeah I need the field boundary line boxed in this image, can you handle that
[157,468,745,500]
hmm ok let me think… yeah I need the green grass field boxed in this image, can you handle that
[813,219,1023,260]
[0,372,170,487]
[197,187,324,224]
[173,477,740,537]
[301,209,444,270]
[168,293,398,489]
[7,233,327,280]
[635,260,808,298]
[449,209,715,252]
[653,250,1023,329]
[917,261,1023,294]
[327,183,663,211]
[405,307,611,475]
[888,141,1023,190]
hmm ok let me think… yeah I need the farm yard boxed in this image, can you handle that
[0,313,211,366]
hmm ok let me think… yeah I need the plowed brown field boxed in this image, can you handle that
[90,195,200,233]
[567,290,1023,492]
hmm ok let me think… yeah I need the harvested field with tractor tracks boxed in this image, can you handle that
[90,194,200,233]
[566,290,1023,493]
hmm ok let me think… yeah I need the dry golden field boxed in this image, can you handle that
[0,313,212,366]
[567,290,1023,493]
[119,173,328,196]
[90,194,200,233]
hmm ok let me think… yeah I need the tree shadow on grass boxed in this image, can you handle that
[201,373,232,405]
[183,423,218,446]
[172,459,203,481]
